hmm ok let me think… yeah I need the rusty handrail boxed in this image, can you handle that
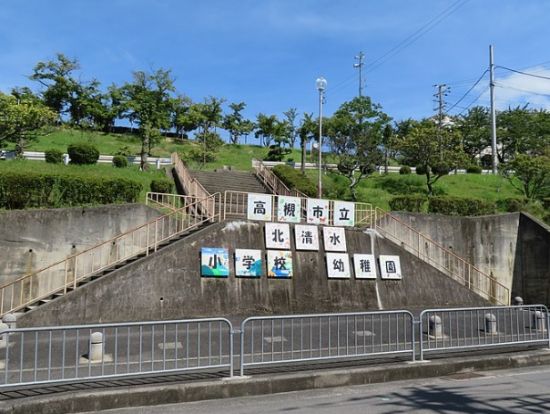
[252,159,308,198]
[171,153,213,215]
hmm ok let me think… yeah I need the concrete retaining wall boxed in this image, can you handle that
[0,204,162,288]
[18,221,487,327]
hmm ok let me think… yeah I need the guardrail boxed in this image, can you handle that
[223,190,374,227]
[239,311,415,375]
[0,194,219,317]
[171,153,214,217]
[374,207,510,305]
[419,305,550,360]
[0,318,234,388]
[252,159,308,198]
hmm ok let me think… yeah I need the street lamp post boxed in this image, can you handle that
[316,77,327,199]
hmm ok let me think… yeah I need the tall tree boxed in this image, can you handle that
[222,102,254,144]
[297,113,316,174]
[325,96,390,200]
[396,119,466,195]
[457,106,490,161]
[254,113,279,147]
[283,108,299,148]
[120,68,175,169]
[501,154,550,200]
[0,92,57,156]
[187,97,225,165]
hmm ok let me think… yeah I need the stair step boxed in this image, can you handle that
[25,305,39,311]
[39,299,51,304]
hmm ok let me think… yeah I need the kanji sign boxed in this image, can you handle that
[379,255,402,280]
[235,249,262,277]
[323,226,347,252]
[333,201,355,227]
[294,224,319,251]
[277,196,301,223]
[353,254,377,279]
[267,250,293,278]
[247,193,272,221]
[201,247,229,277]
[326,253,351,279]
[265,222,291,249]
[306,198,329,225]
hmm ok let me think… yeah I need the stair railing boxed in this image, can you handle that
[0,193,220,317]
[374,207,510,305]
[171,153,213,216]
[252,159,308,198]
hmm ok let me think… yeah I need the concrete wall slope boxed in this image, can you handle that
[18,221,487,327]
[0,204,162,286]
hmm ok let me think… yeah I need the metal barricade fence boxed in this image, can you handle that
[419,305,550,360]
[0,318,234,388]
[239,311,415,376]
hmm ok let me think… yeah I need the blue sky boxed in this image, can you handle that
[1,0,550,131]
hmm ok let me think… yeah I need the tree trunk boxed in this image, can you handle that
[426,171,433,196]
[140,133,149,171]
[300,139,306,175]
[15,138,24,158]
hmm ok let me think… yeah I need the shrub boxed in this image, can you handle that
[399,166,411,175]
[67,143,100,165]
[415,165,428,175]
[112,155,128,168]
[431,164,450,176]
[45,149,64,164]
[375,175,424,195]
[150,179,173,193]
[389,195,428,213]
[496,197,528,212]
[0,171,141,209]
[272,164,317,197]
[264,145,291,162]
[466,165,482,174]
[428,196,496,216]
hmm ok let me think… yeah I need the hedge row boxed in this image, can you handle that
[0,171,142,209]
[272,165,317,197]
[389,195,496,216]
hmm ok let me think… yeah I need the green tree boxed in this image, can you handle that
[501,154,550,200]
[396,119,466,195]
[120,69,175,169]
[283,107,299,148]
[457,106,490,161]
[185,97,225,165]
[325,96,390,200]
[255,113,279,147]
[0,92,57,156]
[222,102,254,144]
[297,113,317,174]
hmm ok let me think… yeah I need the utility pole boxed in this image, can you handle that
[353,51,365,97]
[489,45,498,174]
[433,84,450,160]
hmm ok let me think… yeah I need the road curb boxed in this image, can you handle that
[2,350,550,414]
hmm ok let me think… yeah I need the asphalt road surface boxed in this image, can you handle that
[89,365,550,413]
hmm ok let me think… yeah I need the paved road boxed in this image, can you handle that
[89,365,550,413]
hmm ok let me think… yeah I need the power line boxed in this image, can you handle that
[496,65,550,81]
[457,86,490,115]
[494,82,550,97]
[447,70,488,113]
[366,0,469,73]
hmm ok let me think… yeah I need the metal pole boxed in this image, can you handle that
[489,45,498,174]
[318,89,323,198]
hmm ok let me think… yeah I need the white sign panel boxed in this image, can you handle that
[235,249,262,277]
[333,201,355,227]
[353,254,377,279]
[326,253,351,279]
[294,225,319,251]
[247,193,272,221]
[323,227,347,252]
[306,198,329,225]
[265,222,291,249]
[379,255,402,280]
[277,196,301,223]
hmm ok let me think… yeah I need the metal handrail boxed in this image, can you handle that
[0,194,219,317]
[374,207,510,305]
[171,152,214,216]
[252,158,308,198]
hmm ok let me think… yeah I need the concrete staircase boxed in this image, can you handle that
[190,170,270,195]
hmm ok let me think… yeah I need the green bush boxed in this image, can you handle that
[264,145,291,162]
[399,166,411,175]
[389,195,428,212]
[112,155,128,168]
[415,165,428,175]
[375,175,424,195]
[496,197,528,212]
[150,179,173,193]
[67,143,100,165]
[466,165,482,174]
[0,171,142,209]
[272,165,317,197]
[45,149,64,164]
[428,196,496,216]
